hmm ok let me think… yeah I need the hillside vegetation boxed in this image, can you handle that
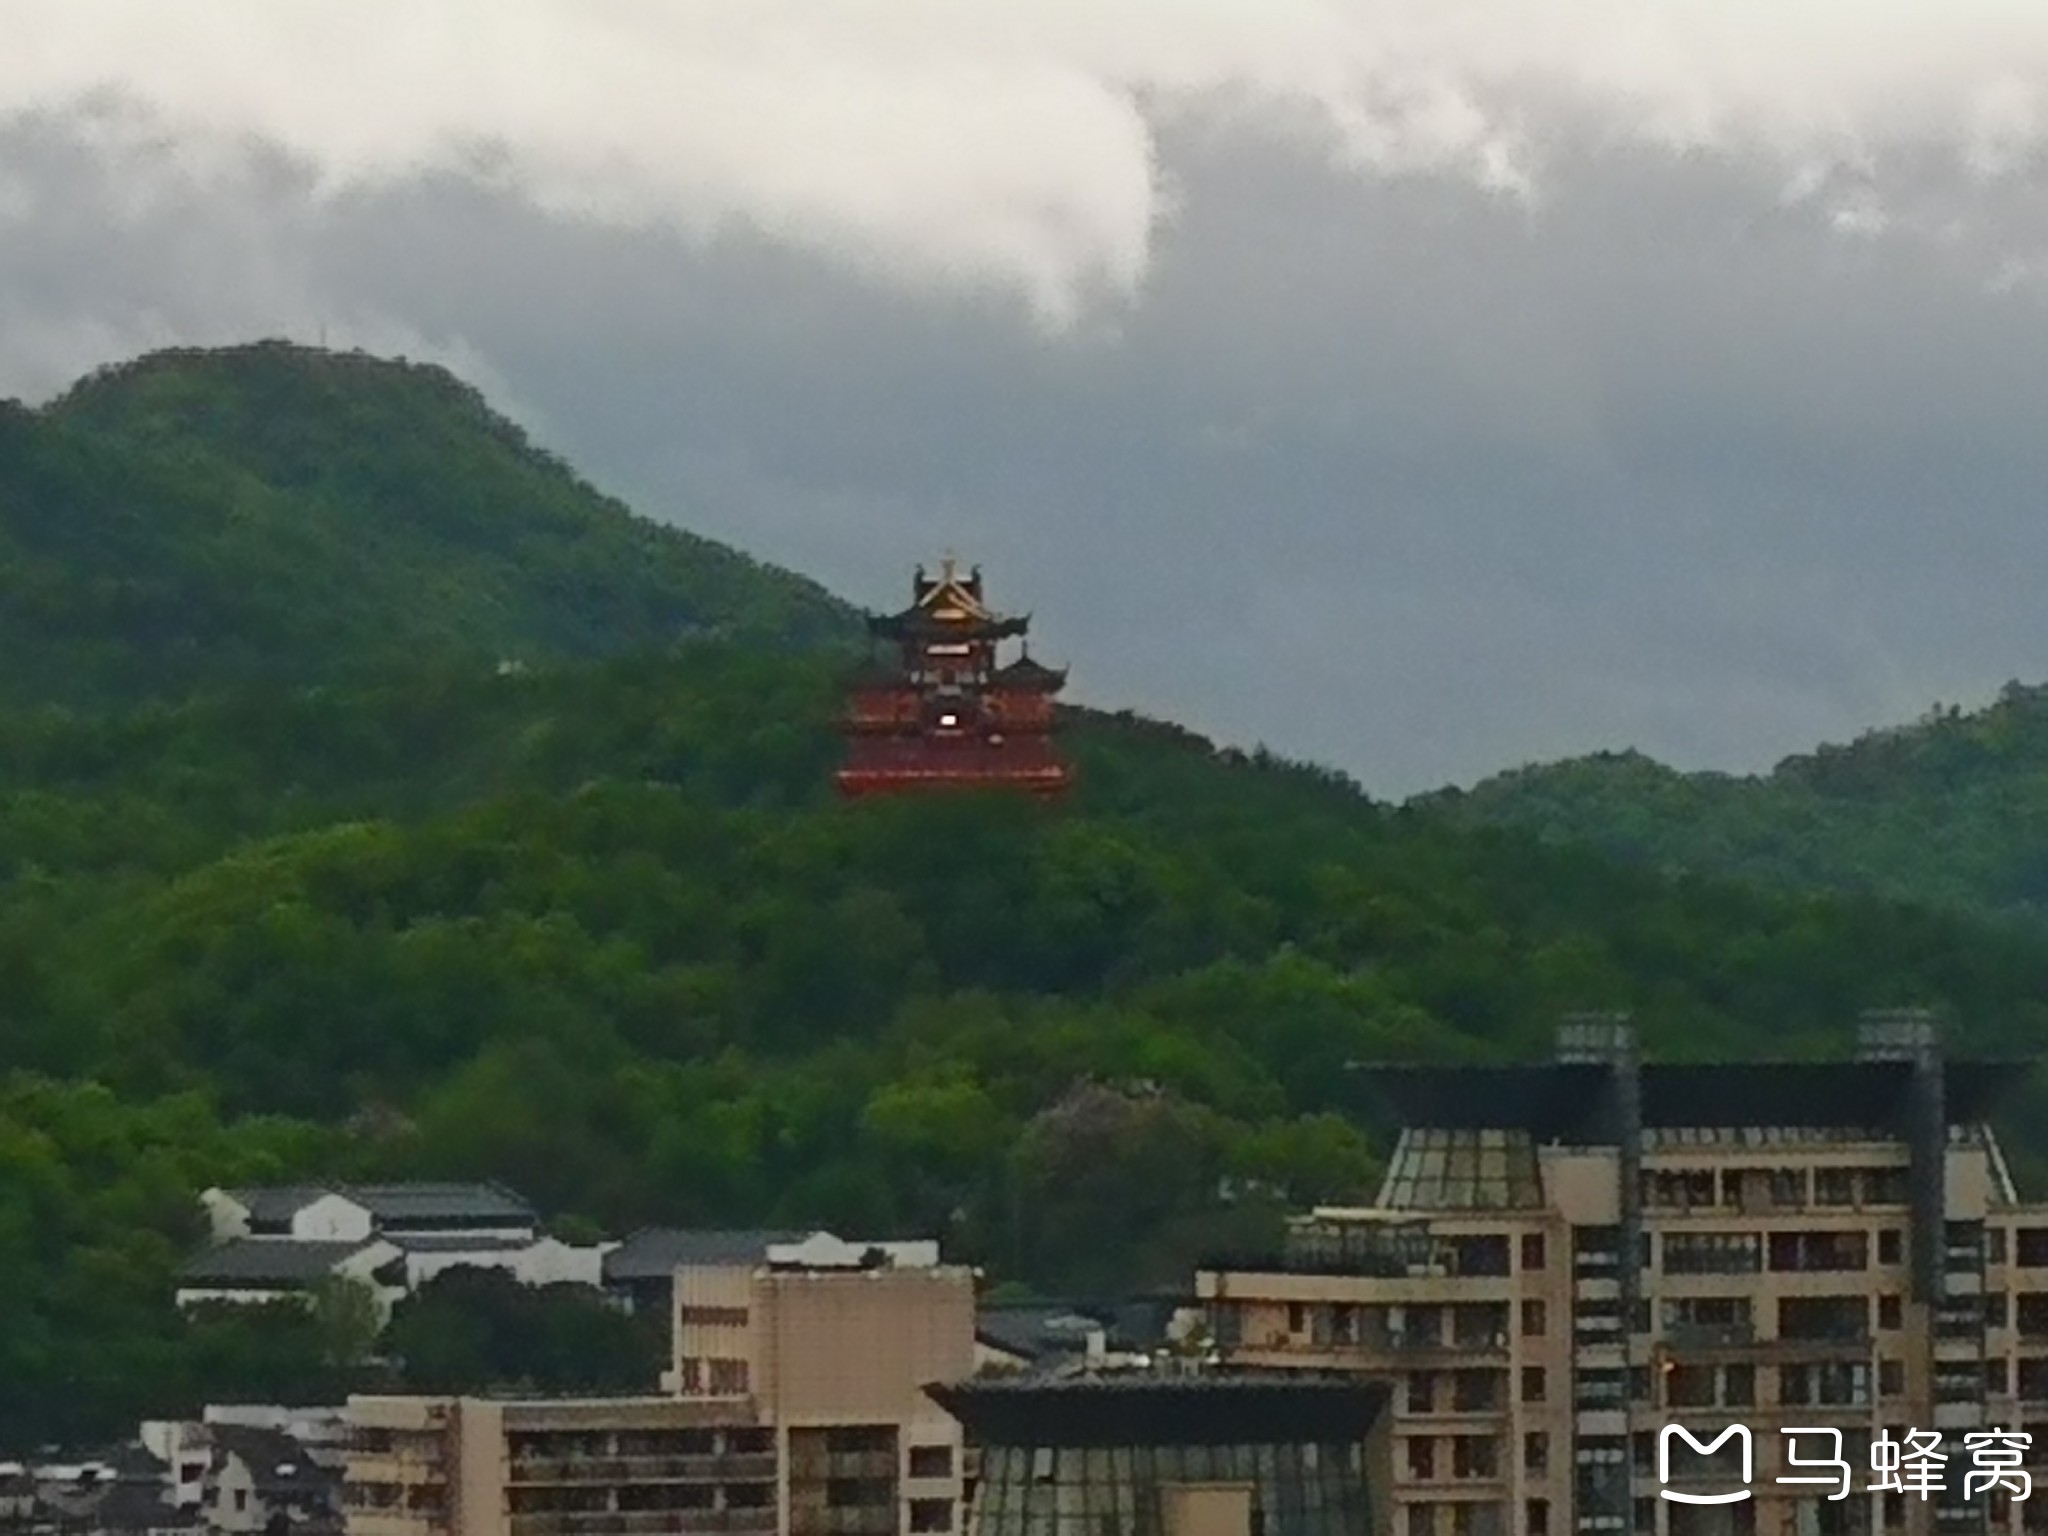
[1427,682,2048,923]
[9,344,2048,1453]
[0,342,852,710]
[12,650,2048,1447]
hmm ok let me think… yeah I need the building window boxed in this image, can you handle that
[1986,1359,2010,1396]
[677,1305,750,1327]
[909,1500,952,1533]
[1522,1300,1546,1337]
[1453,1438,1499,1479]
[1988,1293,2009,1330]
[1724,1364,1755,1408]
[1814,1169,1857,1207]
[1453,1370,1502,1413]
[1526,1500,1549,1536]
[1989,1227,2010,1265]
[1573,1370,1624,1410]
[1409,1440,1438,1480]
[709,1358,749,1394]
[1878,1295,1902,1330]
[1525,1434,1549,1476]
[908,1446,953,1480]
[1879,1230,1903,1265]
[1632,1497,1658,1534]
[1521,1367,1546,1404]
[1662,1232,1761,1274]
[1768,1230,1868,1273]
[1521,1234,1546,1271]
[1408,1505,1436,1536]
[1880,1359,1905,1396]
[677,1357,705,1393]
[1288,1303,1306,1333]
[1409,1373,1437,1414]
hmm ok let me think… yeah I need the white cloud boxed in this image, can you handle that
[12,1,2048,322]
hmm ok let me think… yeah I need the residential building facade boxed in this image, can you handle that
[346,1238,976,1536]
[1196,1015,2043,1536]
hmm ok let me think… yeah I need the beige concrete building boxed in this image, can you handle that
[346,1238,975,1536]
[1196,1015,2044,1536]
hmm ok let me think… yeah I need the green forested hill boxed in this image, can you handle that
[1425,682,2048,923]
[0,342,852,710]
[12,344,2048,1452]
[11,649,2048,1446]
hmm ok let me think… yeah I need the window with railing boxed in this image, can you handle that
[1574,1228,1621,1276]
[1778,1295,1870,1341]
[1574,1370,1626,1410]
[2018,1294,2048,1339]
[1453,1370,1504,1413]
[1779,1361,1872,1407]
[1946,1221,1986,1272]
[1453,1438,1500,1480]
[1663,1233,1762,1275]
[2017,1358,2048,1402]
[1768,1231,1867,1273]
[1662,1296,1753,1344]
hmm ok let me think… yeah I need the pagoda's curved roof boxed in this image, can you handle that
[995,655,1067,692]
[868,609,1030,641]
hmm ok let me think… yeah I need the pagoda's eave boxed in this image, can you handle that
[866,612,1030,641]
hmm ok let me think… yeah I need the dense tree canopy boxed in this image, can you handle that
[9,648,2048,1448]
[1428,680,2048,924]
[10,343,2048,1457]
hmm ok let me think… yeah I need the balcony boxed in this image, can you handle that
[1662,1322,1756,1351]
[510,1455,778,1486]
[509,1511,778,1536]
[1775,1327,1870,1345]
[349,1453,448,1485]
[1353,1329,1512,1359]
[346,1514,446,1536]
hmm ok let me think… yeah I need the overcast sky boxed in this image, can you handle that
[11,3,2048,794]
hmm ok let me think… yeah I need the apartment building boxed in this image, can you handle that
[927,1374,1389,1536]
[1195,1014,2043,1536]
[345,1237,975,1536]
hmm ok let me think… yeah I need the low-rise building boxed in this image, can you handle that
[346,1237,977,1536]
[182,1186,607,1314]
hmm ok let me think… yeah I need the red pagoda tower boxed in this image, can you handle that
[836,557,1072,799]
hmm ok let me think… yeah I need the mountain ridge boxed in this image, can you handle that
[1423,678,2048,922]
[0,339,857,712]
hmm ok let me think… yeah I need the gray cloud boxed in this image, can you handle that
[14,10,2048,791]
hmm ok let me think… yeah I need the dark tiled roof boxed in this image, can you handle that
[70,1481,199,1533]
[927,1373,1389,1447]
[210,1426,339,1500]
[345,1183,535,1223]
[994,656,1067,692]
[603,1228,812,1282]
[387,1233,534,1253]
[976,1306,1114,1361]
[221,1182,535,1226]
[222,1185,337,1225]
[180,1240,375,1287]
